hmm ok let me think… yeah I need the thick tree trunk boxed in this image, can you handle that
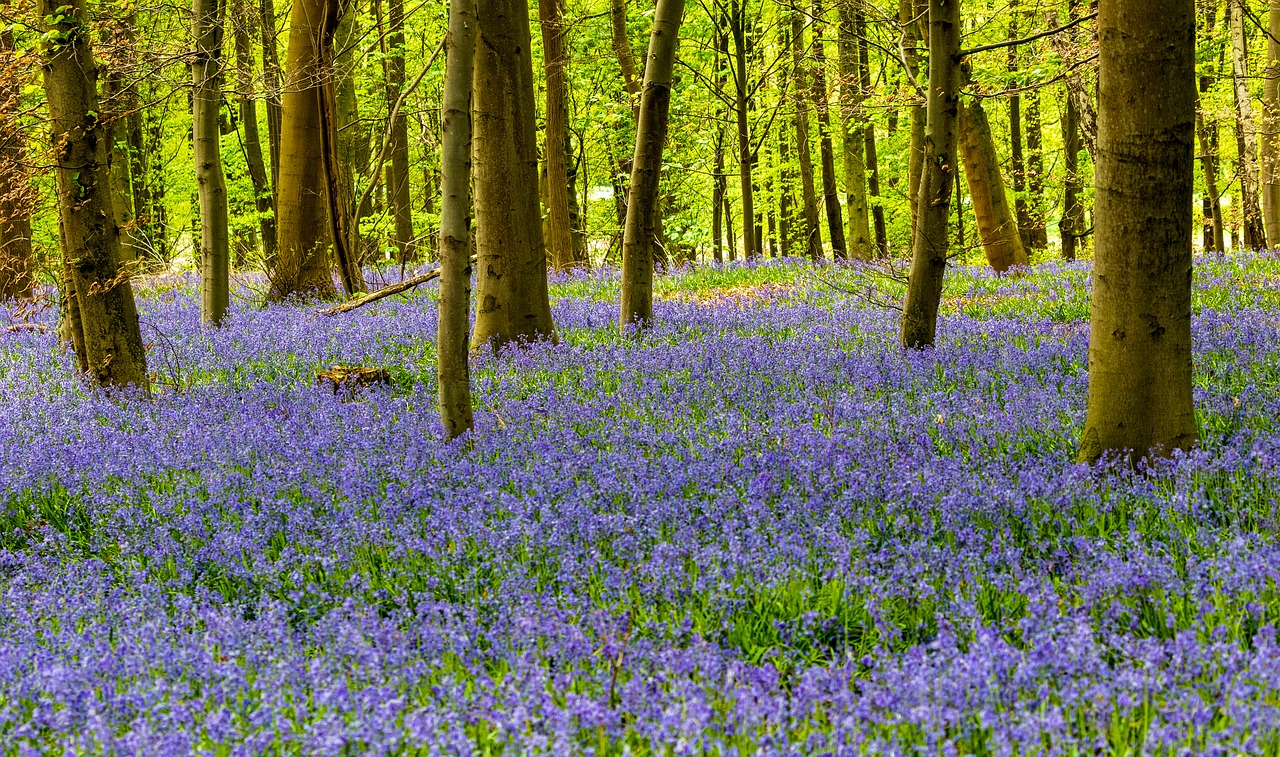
[619,0,684,326]
[1261,0,1280,245]
[959,100,1028,273]
[234,0,277,267]
[792,13,822,261]
[438,0,476,438]
[731,0,758,258]
[1079,0,1197,464]
[837,0,871,260]
[385,0,415,262]
[194,0,230,325]
[900,0,960,349]
[472,0,556,348]
[810,0,846,259]
[1229,0,1265,249]
[540,0,578,270]
[273,0,341,298]
[40,0,149,388]
[0,22,33,299]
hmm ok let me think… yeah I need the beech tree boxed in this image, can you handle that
[193,0,230,324]
[1079,0,1197,463]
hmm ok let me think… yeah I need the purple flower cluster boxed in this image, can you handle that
[0,256,1278,754]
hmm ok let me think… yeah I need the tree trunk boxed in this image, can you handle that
[731,0,758,258]
[858,9,887,256]
[1079,0,1197,464]
[234,0,276,267]
[194,0,231,325]
[472,0,556,348]
[385,0,415,263]
[619,0,684,325]
[1025,86,1046,249]
[540,0,578,270]
[260,0,283,193]
[713,19,728,263]
[959,99,1028,273]
[810,0,845,259]
[1197,1,1226,253]
[900,0,927,239]
[792,13,822,261]
[1061,92,1085,261]
[837,0,871,260]
[1229,0,1265,249]
[273,0,341,298]
[1051,0,1098,160]
[1261,0,1280,245]
[610,0,642,117]
[0,21,33,299]
[1007,3,1030,249]
[40,0,149,389]
[900,0,960,349]
[438,0,476,438]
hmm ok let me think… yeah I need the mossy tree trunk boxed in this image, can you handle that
[958,99,1028,273]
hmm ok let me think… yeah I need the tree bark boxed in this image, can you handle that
[0,20,33,299]
[260,0,283,193]
[1025,85,1046,249]
[540,0,579,270]
[958,99,1028,273]
[837,0,871,260]
[438,0,476,438]
[792,12,822,261]
[860,14,888,258]
[233,0,277,267]
[1229,0,1265,249]
[1079,0,1197,464]
[731,0,758,258]
[1061,92,1085,261]
[900,0,927,239]
[810,0,846,259]
[40,0,149,389]
[1197,0,1226,253]
[619,0,685,326]
[1261,0,1280,244]
[194,0,231,325]
[472,0,556,348]
[900,0,960,349]
[610,0,642,117]
[1007,2,1031,249]
[713,18,729,263]
[273,0,342,298]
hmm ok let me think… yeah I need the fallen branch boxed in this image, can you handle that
[6,323,54,334]
[321,267,441,316]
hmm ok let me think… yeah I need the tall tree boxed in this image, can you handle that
[900,0,961,349]
[958,99,1028,273]
[260,0,283,192]
[900,0,928,240]
[40,0,149,388]
[540,0,580,270]
[193,0,231,325]
[1261,0,1280,244]
[471,0,556,348]
[438,0,477,438]
[1197,0,1225,252]
[0,17,33,299]
[730,0,758,258]
[384,0,415,262]
[1061,88,1085,261]
[233,0,277,266]
[858,10,887,256]
[1079,0,1197,463]
[1228,0,1265,249]
[810,0,845,259]
[619,0,686,326]
[837,0,871,260]
[792,12,822,261]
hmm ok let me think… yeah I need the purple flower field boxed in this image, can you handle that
[2,257,1280,754]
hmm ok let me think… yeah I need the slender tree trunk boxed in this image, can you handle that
[472,0,556,348]
[959,99,1028,273]
[1008,3,1031,249]
[611,0,642,116]
[1061,93,1084,261]
[1229,0,1266,249]
[233,0,277,267]
[194,0,231,324]
[858,10,887,256]
[40,0,149,388]
[792,13,822,261]
[1261,0,1280,244]
[901,0,927,239]
[438,0,476,438]
[900,0,960,349]
[1198,1,1226,253]
[0,21,33,299]
[1079,0,1197,464]
[540,0,578,270]
[810,0,845,259]
[386,0,415,262]
[837,0,870,260]
[1025,86,1046,249]
[260,0,283,193]
[619,0,685,325]
[731,0,758,258]
[713,18,728,263]
[1051,0,1097,160]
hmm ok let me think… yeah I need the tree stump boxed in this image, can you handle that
[315,365,392,395]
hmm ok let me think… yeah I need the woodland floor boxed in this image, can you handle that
[1,256,1280,754]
